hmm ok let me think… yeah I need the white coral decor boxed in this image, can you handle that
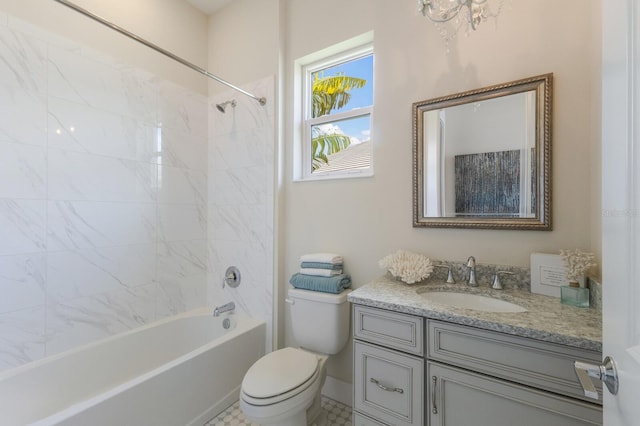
[378,250,434,284]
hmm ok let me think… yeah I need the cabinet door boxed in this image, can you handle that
[354,341,423,426]
[427,362,602,426]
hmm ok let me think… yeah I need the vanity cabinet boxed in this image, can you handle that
[352,305,603,426]
[353,305,424,426]
[427,320,603,426]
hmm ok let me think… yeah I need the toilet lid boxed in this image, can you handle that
[242,347,319,399]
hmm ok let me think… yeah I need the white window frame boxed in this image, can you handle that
[296,41,374,181]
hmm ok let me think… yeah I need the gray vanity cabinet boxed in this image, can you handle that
[352,304,603,426]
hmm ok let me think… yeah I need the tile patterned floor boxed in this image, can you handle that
[206,396,352,426]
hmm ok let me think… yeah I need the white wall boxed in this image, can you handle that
[206,0,280,96]
[283,0,601,384]
[0,2,210,370]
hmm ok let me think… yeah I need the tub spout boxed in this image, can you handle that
[213,302,235,317]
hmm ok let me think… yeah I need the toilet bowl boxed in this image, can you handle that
[240,347,328,426]
[239,288,351,426]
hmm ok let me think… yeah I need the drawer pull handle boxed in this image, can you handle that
[431,376,438,414]
[369,378,404,394]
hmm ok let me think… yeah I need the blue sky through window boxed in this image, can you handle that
[312,54,373,145]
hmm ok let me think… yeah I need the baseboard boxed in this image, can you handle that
[321,376,352,407]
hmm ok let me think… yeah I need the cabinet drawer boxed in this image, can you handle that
[354,341,423,426]
[354,305,423,355]
[428,320,603,403]
[352,411,387,426]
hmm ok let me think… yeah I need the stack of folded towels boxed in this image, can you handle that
[289,253,351,294]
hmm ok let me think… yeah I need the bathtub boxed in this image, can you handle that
[0,308,265,426]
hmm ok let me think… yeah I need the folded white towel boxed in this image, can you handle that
[300,253,343,264]
[300,267,343,277]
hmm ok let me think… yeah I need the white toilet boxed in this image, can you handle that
[240,288,352,426]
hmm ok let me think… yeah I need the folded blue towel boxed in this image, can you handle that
[289,273,351,294]
[301,261,343,270]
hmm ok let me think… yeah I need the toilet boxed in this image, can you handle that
[240,288,352,426]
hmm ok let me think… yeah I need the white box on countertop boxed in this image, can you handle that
[530,253,582,298]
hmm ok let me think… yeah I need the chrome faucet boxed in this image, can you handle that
[466,256,478,286]
[213,301,235,317]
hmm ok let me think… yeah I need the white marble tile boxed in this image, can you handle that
[48,150,157,202]
[45,284,157,357]
[0,200,46,256]
[47,245,156,302]
[209,204,267,245]
[209,125,270,172]
[119,68,160,123]
[157,240,208,281]
[0,253,46,314]
[0,26,47,93]
[0,27,47,147]
[47,201,157,250]
[209,76,274,137]
[0,306,46,371]
[48,45,157,122]
[0,10,272,368]
[158,80,207,137]
[0,141,46,199]
[6,15,81,53]
[211,165,267,206]
[156,274,207,318]
[157,127,207,171]
[208,240,267,288]
[157,165,206,205]
[47,97,155,161]
[158,204,207,242]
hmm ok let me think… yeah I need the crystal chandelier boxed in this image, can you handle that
[418,0,505,40]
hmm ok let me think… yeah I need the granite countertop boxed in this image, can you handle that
[348,275,602,352]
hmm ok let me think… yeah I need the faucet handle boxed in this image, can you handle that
[492,271,515,290]
[435,264,456,283]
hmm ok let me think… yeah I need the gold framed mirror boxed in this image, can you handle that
[413,73,552,230]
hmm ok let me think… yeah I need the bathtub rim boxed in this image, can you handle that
[0,306,264,382]
[1,307,265,425]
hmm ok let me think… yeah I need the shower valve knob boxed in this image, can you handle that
[222,266,241,288]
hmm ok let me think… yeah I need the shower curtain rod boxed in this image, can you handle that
[53,0,267,106]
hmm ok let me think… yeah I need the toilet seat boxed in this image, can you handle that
[241,347,321,406]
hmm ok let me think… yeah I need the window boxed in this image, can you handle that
[297,42,374,180]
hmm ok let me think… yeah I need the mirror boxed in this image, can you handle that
[413,74,552,230]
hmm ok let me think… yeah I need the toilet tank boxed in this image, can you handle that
[288,288,352,355]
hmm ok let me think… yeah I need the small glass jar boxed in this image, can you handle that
[560,282,590,308]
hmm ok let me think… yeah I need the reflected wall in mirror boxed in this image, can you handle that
[413,73,552,230]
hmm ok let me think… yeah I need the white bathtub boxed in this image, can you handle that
[0,308,265,426]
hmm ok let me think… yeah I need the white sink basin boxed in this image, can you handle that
[420,291,527,313]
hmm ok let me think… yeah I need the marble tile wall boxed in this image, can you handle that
[207,77,275,353]
[0,14,209,370]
